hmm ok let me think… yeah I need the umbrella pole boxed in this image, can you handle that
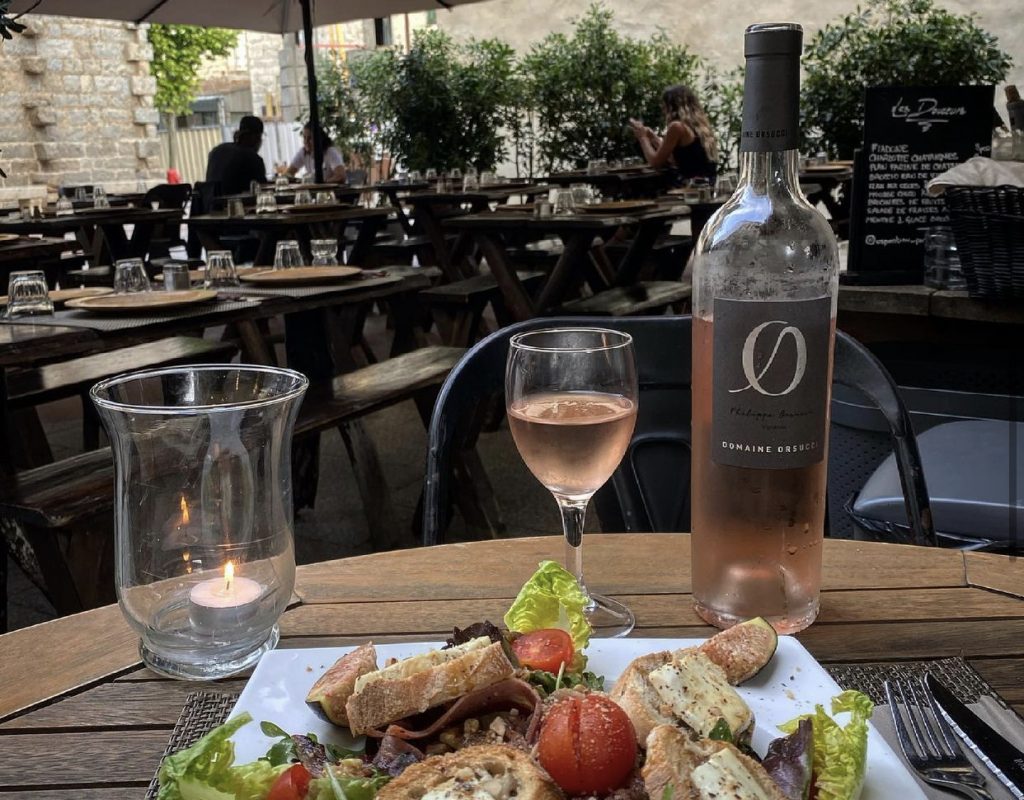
[301,0,324,183]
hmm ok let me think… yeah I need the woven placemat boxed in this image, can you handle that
[0,297,265,332]
[145,690,240,800]
[827,656,996,706]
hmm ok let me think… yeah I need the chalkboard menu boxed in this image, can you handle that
[846,85,994,284]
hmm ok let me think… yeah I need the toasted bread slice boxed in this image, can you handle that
[306,643,378,725]
[346,638,515,735]
[642,725,787,800]
[611,648,753,747]
[377,744,564,800]
[608,650,676,746]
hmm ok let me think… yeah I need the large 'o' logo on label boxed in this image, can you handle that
[729,320,807,396]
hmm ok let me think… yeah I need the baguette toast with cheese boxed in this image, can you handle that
[609,648,754,748]
[642,725,787,800]
[345,637,516,735]
[377,744,564,800]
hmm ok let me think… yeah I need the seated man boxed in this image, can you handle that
[204,115,267,196]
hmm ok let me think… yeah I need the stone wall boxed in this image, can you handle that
[439,0,1023,96]
[198,31,285,118]
[0,15,162,200]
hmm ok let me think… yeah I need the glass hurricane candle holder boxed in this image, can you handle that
[91,365,309,680]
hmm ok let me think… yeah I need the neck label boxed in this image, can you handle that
[712,297,832,469]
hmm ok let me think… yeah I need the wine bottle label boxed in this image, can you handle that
[711,296,832,469]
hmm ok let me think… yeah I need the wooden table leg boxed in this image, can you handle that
[536,233,593,312]
[613,219,670,286]
[348,215,386,265]
[475,232,535,323]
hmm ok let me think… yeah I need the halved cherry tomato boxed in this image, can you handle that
[267,763,312,800]
[511,628,574,673]
[537,694,637,795]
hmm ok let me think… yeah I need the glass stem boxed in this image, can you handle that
[557,496,591,603]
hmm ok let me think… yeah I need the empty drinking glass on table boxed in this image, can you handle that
[315,190,334,206]
[93,186,110,210]
[924,226,966,290]
[55,196,74,216]
[425,168,438,180]
[255,189,277,214]
[463,173,480,192]
[227,198,246,218]
[570,183,594,207]
[113,259,151,294]
[74,186,89,202]
[310,239,338,266]
[205,250,239,288]
[294,189,313,206]
[162,264,191,291]
[3,270,54,319]
[479,171,496,187]
[275,175,291,192]
[553,188,578,215]
[586,159,608,175]
[274,240,304,270]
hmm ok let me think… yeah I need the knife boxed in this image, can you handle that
[927,673,1024,799]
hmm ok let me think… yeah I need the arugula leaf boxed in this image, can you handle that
[525,668,605,697]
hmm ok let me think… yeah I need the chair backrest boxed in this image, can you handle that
[423,316,936,548]
[145,183,192,210]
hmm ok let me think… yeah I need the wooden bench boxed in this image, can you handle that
[5,337,239,457]
[0,345,465,620]
[418,271,546,346]
[556,281,692,316]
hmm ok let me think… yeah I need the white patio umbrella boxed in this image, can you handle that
[9,0,492,179]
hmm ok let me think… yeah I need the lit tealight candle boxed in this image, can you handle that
[188,561,262,635]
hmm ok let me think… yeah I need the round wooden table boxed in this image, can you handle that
[0,534,1020,797]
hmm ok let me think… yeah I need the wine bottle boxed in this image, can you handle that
[690,23,840,634]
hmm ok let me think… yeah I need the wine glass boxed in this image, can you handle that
[506,328,638,636]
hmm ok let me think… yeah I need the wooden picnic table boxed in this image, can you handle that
[0,534,1019,797]
[0,236,77,287]
[188,206,392,266]
[0,208,182,267]
[217,184,364,208]
[444,206,691,321]
[547,167,675,199]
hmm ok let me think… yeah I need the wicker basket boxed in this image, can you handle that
[944,185,1024,299]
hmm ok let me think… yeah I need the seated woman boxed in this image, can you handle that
[284,123,347,183]
[630,84,717,186]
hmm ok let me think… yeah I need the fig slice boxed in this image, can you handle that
[698,617,779,685]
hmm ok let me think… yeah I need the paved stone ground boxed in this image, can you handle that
[5,312,575,631]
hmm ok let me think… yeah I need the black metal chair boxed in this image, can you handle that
[144,183,192,259]
[422,315,936,548]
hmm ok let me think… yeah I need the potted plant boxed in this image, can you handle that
[802,0,1012,159]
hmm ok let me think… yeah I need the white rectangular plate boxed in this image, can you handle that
[230,637,924,799]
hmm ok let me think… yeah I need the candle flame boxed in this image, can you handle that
[180,495,190,525]
[224,560,234,592]
[183,549,192,574]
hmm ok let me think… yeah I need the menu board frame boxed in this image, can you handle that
[845,84,995,285]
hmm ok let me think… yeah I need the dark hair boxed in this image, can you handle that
[661,84,717,163]
[303,122,333,149]
[238,115,264,136]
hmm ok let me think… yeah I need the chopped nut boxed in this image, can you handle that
[424,742,449,756]
[488,717,508,738]
[440,728,461,748]
[463,717,481,735]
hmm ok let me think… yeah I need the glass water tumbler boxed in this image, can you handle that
[91,365,309,680]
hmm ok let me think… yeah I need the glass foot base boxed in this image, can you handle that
[140,625,279,680]
[585,593,635,637]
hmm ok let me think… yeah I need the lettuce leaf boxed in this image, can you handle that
[156,712,289,800]
[307,768,392,800]
[779,690,874,800]
[504,560,591,653]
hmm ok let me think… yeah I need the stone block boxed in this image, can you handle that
[133,107,160,126]
[130,75,157,97]
[62,75,82,92]
[20,57,46,75]
[124,42,153,62]
[28,107,57,127]
[92,40,124,60]
[34,142,85,162]
[136,140,161,158]
[95,75,130,95]
[0,144,35,160]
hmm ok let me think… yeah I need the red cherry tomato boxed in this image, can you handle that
[537,694,637,795]
[267,763,312,800]
[511,629,575,673]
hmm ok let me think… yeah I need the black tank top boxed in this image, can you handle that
[671,136,717,185]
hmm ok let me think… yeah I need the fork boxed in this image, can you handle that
[885,676,995,799]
